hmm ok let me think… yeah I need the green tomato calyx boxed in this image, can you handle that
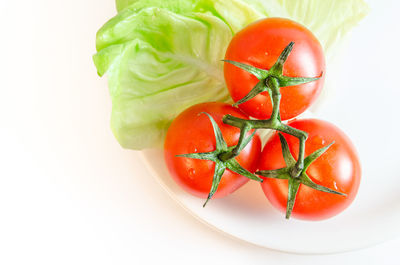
[176,112,262,207]
[256,133,346,219]
[223,42,322,108]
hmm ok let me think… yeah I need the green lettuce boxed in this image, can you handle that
[94,8,233,149]
[116,0,199,14]
[94,0,368,149]
[115,0,369,52]
[114,0,265,33]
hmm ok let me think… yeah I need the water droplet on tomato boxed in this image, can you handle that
[333,181,338,190]
[312,136,325,146]
[188,168,196,179]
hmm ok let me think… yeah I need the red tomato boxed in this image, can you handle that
[164,102,261,199]
[259,119,361,220]
[224,18,325,120]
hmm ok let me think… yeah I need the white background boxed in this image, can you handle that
[0,0,399,264]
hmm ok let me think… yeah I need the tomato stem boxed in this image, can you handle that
[222,42,346,218]
[267,77,282,122]
[218,123,252,161]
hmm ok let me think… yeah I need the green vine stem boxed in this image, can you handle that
[222,42,346,218]
[177,42,345,217]
[223,106,308,178]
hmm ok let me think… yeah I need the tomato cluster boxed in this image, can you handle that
[164,18,361,221]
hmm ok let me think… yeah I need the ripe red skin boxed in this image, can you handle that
[259,119,361,221]
[224,18,325,120]
[164,102,261,199]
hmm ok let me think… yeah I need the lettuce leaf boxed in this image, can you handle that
[116,0,198,14]
[114,0,264,33]
[95,0,368,149]
[116,0,369,52]
[94,8,233,149]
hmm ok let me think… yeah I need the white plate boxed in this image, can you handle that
[141,0,400,254]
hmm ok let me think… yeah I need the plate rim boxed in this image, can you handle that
[139,150,400,254]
